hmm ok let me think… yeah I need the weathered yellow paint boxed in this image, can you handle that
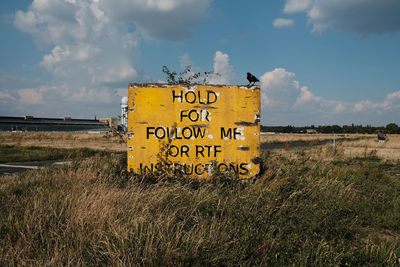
[127,83,260,179]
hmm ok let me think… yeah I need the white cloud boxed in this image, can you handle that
[354,90,400,112]
[259,67,400,125]
[334,103,345,114]
[281,0,400,35]
[353,100,377,112]
[179,53,191,69]
[176,53,204,83]
[382,91,400,110]
[178,53,201,73]
[260,68,299,110]
[0,92,16,102]
[284,0,312,14]
[273,18,294,29]
[99,0,212,41]
[14,0,139,86]
[11,0,213,117]
[209,51,235,85]
[10,0,144,117]
[260,68,347,115]
[17,86,56,105]
[115,88,127,98]
[294,86,322,107]
[2,83,120,117]
[14,10,40,35]
[40,45,71,75]
[18,89,44,105]
[0,72,41,90]
[14,0,95,48]
[71,87,113,103]
[293,85,347,116]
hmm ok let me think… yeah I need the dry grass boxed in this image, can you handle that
[340,134,400,160]
[261,133,400,161]
[0,132,126,151]
[260,133,369,143]
[0,131,399,265]
[0,132,398,265]
[1,132,398,161]
[1,151,400,265]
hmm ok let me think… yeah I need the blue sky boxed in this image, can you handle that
[0,0,399,126]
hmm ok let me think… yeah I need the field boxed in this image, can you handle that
[261,133,400,161]
[1,132,400,265]
[0,132,126,152]
[260,132,368,143]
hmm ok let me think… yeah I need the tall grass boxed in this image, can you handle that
[0,132,126,152]
[0,145,104,163]
[1,151,400,265]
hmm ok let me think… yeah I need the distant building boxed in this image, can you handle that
[260,132,276,135]
[99,117,118,130]
[0,116,111,132]
[306,129,317,134]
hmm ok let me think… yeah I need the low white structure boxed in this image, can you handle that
[121,96,128,133]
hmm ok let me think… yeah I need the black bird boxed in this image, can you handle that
[247,72,259,86]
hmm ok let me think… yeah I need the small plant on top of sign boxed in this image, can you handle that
[162,65,219,85]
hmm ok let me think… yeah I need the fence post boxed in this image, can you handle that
[333,132,336,155]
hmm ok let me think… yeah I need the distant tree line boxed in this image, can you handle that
[261,123,400,134]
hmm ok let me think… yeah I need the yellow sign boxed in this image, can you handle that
[127,84,260,179]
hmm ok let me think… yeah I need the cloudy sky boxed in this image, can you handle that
[0,0,399,126]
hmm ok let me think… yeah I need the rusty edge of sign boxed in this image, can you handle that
[128,83,260,90]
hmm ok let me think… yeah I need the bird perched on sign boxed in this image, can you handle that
[247,72,259,86]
